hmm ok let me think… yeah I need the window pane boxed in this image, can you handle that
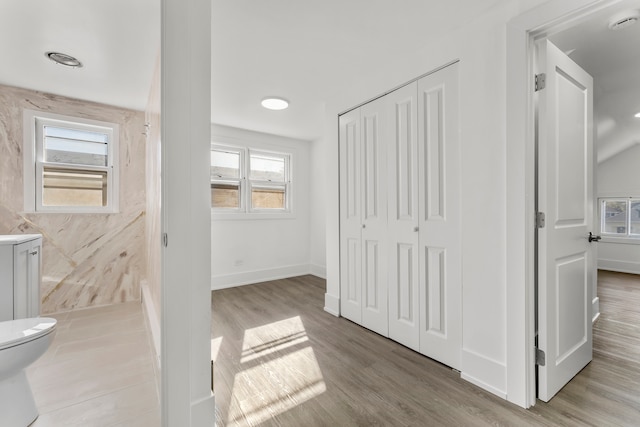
[45,126,108,143]
[252,186,285,210]
[250,153,285,182]
[212,183,240,208]
[602,200,627,235]
[44,126,108,167]
[211,150,240,179]
[42,167,107,207]
[630,200,640,236]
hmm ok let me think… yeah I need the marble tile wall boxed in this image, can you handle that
[0,84,147,314]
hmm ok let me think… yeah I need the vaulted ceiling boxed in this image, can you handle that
[549,0,640,163]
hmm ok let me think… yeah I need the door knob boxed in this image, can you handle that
[588,232,601,242]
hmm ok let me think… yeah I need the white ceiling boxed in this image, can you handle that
[210,0,522,141]
[2,0,639,153]
[0,0,160,112]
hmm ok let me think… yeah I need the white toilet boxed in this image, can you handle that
[1,234,55,426]
[0,317,56,426]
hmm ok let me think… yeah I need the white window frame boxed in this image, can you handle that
[210,144,245,213]
[23,110,119,213]
[599,197,640,243]
[247,149,291,213]
[211,144,293,218]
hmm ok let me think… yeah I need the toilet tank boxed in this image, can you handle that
[0,235,43,321]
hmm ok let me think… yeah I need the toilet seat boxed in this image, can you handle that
[0,318,56,351]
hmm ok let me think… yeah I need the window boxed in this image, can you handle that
[600,198,640,238]
[211,146,243,211]
[249,151,289,210]
[24,110,119,213]
[211,145,291,214]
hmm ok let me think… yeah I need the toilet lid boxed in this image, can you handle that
[0,317,57,350]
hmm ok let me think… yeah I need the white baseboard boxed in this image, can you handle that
[598,259,640,275]
[141,281,161,367]
[324,293,340,317]
[461,372,507,400]
[191,393,215,426]
[309,263,327,279]
[211,264,311,290]
[461,349,507,399]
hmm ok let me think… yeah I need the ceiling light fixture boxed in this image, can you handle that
[45,52,83,68]
[261,97,289,110]
[608,10,640,30]
[635,112,640,118]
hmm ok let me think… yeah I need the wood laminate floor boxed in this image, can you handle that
[212,272,640,426]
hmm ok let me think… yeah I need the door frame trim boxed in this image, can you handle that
[506,0,620,409]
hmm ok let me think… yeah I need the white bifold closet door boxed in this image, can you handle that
[387,82,420,351]
[417,63,461,370]
[339,97,389,337]
[340,62,461,370]
[339,108,362,323]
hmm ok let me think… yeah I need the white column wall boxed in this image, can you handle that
[310,137,327,278]
[161,0,214,425]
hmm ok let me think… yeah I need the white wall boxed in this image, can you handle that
[597,143,640,274]
[322,0,551,403]
[210,124,312,289]
[309,137,327,278]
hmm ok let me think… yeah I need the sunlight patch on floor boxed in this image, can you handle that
[240,316,309,364]
[227,316,326,426]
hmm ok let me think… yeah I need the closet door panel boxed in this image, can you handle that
[387,82,419,351]
[424,247,446,332]
[395,99,415,220]
[418,63,461,369]
[345,238,362,302]
[339,110,362,323]
[361,98,388,336]
[363,239,385,333]
[363,107,381,221]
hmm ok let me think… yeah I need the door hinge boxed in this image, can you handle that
[536,212,546,229]
[162,233,168,247]
[536,348,546,366]
[535,73,546,91]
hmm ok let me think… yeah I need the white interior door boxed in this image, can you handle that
[537,39,594,402]
[417,63,461,370]
[339,109,362,323]
[361,97,389,337]
[387,82,420,351]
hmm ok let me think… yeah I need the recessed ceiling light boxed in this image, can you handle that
[635,112,640,118]
[608,10,640,30]
[261,97,289,110]
[45,52,83,68]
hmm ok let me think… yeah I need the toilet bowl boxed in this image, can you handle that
[0,317,56,427]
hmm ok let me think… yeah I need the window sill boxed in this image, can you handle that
[211,210,295,221]
[600,236,640,245]
[22,208,120,215]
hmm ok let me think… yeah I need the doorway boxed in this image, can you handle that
[506,0,640,408]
